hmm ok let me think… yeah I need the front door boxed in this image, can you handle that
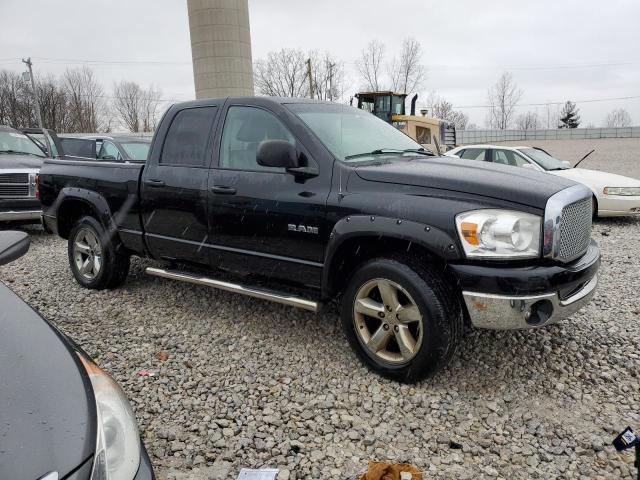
[140,105,218,266]
[207,104,328,287]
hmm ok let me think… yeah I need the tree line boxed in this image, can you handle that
[0,66,162,133]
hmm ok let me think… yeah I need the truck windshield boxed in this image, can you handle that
[0,131,46,158]
[519,148,569,171]
[287,103,422,162]
[121,142,150,161]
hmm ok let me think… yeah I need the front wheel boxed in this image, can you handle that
[341,257,463,383]
[68,216,130,290]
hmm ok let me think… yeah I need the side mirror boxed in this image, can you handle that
[0,231,30,267]
[561,160,572,168]
[522,163,536,170]
[257,140,299,169]
[101,155,117,161]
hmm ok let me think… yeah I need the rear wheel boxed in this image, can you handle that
[341,257,463,383]
[68,216,130,289]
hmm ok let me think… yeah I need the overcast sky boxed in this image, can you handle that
[1,0,639,127]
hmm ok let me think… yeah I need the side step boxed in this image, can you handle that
[145,267,319,312]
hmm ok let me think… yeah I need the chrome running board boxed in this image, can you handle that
[145,267,319,312]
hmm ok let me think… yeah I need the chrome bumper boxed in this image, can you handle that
[0,210,42,222]
[462,274,598,330]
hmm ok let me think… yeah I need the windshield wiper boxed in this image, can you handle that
[0,149,43,157]
[345,148,433,160]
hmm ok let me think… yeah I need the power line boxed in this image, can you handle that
[33,56,191,66]
[454,95,640,109]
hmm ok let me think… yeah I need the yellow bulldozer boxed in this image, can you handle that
[354,91,457,154]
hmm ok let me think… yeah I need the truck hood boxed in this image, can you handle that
[0,153,45,170]
[353,156,577,209]
[550,168,640,191]
[0,282,95,480]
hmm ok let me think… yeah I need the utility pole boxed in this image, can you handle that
[21,57,52,156]
[306,58,314,99]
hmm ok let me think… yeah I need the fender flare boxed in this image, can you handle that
[321,215,462,297]
[53,187,136,241]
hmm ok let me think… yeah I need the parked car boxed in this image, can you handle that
[39,97,600,382]
[0,125,48,223]
[0,231,154,479]
[445,145,640,217]
[59,136,151,162]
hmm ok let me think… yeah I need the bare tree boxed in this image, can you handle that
[425,92,468,129]
[62,67,105,132]
[310,52,344,101]
[254,49,309,97]
[604,108,632,128]
[515,111,540,130]
[487,72,522,129]
[542,103,561,129]
[356,40,386,92]
[389,37,425,94]
[112,81,161,132]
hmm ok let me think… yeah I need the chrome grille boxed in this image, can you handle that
[558,197,592,261]
[0,185,30,197]
[0,173,29,183]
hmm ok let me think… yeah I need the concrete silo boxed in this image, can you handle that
[187,0,254,98]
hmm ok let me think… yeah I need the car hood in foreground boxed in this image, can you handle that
[550,168,640,191]
[0,282,96,480]
[353,156,577,209]
[0,153,45,170]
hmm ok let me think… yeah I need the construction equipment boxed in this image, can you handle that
[354,91,457,153]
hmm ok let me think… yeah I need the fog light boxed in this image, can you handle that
[526,300,553,326]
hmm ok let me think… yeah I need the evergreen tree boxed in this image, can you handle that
[558,101,581,128]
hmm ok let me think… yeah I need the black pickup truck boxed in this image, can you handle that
[39,97,600,382]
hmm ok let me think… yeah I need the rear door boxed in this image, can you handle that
[140,104,220,266]
[206,102,329,286]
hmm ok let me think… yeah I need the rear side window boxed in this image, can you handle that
[161,107,216,167]
[460,148,486,161]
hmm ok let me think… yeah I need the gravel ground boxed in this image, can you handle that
[1,142,640,479]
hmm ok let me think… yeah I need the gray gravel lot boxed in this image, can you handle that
[1,141,640,479]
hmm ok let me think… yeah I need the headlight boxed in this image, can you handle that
[456,209,541,258]
[78,354,141,480]
[603,186,640,196]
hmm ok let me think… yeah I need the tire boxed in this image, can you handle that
[340,257,463,383]
[68,216,130,290]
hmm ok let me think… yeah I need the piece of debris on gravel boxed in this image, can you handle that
[2,214,639,479]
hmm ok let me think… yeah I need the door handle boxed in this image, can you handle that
[211,185,237,195]
[144,179,165,187]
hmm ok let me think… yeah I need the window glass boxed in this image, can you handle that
[121,142,150,161]
[219,106,294,171]
[460,148,486,161]
[99,141,121,160]
[493,149,530,167]
[0,131,45,157]
[161,107,216,167]
[518,148,569,170]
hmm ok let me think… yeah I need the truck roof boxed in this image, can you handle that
[173,96,335,109]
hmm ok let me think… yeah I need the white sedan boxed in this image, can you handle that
[445,144,640,217]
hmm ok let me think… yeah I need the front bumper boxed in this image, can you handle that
[452,240,600,330]
[0,198,42,222]
[0,209,42,222]
[598,195,640,217]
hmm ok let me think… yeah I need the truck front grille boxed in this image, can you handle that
[0,173,29,184]
[0,185,30,197]
[557,196,592,262]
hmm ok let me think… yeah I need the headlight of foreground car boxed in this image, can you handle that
[78,354,141,480]
[456,209,541,258]
[603,186,640,196]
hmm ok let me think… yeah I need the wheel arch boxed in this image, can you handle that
[322,216,463,300]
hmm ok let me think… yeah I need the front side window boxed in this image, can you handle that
[161,107,216,167]
[99,141,121,161]
[287,104,422,162]
[219,106,295,171]
[460,148,486,161]
[493,150,531,168]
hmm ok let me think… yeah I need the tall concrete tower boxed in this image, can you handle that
[187,0,254,98]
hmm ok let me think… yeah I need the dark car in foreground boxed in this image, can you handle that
[39,97,600,382]
[59,136,151,162]
[0,125,48,223]
[0,231,154,479]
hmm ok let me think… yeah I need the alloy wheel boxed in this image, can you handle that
[73,228,103,281]
[353,278,424,364]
